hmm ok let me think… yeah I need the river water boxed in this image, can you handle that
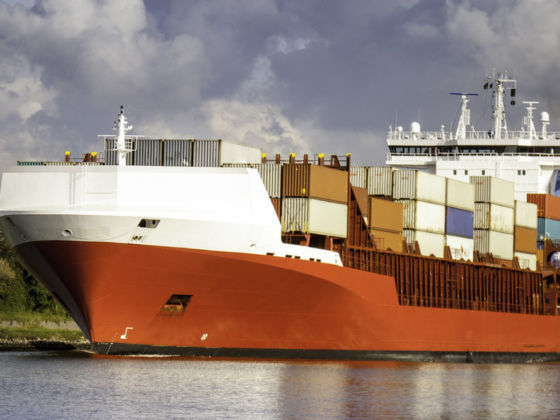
[1,351,560,419]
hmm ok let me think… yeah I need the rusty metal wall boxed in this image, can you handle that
[193,140,220,167]
[270,197,281,220]
[367,166,393,196]
[135,139,162,166]
[343,248,545,315]
[163,140,192,166]
[350,166,367,188]
[253,164,282,198]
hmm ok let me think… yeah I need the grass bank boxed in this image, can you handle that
[0,326,86,342]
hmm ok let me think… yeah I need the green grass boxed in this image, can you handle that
[0,326,87,342]
[0,310,73,325]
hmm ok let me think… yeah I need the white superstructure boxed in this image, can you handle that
[386,71,560,201]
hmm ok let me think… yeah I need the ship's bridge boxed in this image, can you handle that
[384,77,560,200]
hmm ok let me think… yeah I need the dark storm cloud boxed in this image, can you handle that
[0,0,559,169]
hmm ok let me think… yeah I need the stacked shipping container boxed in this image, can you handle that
[281,164,349,238]
[445,179,475,261]
[513,200,538,270]
[393,170,446,258]
[105,139,261,167]
[471,177,515,261]
[369,199,404,252]
[527,194,560,243]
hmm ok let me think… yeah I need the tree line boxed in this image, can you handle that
[0,230,61,315]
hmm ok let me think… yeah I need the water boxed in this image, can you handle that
[1,351,560,419]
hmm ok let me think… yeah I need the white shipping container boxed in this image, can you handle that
[350,166,367,189]
[469,176,515,208]
[395,200,445,233]
[445,235,474,262]
[220,141,262,165]
[281,198,308,234]
[514,200,538,229]
[308,199,348,238]
[367,166,393,196]
[193,140,262,167]
[281,198,347,238]
[514,252,537,271]
[474,230,514,260]
[446,178,475,211]
[474,203,514,233]
[253,164,282,198]
[393,170,446,205]
[403,229,445,258]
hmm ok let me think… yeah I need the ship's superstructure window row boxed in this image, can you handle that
[389,146,560,155]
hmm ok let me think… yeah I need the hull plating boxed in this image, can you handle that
[14,241,560,362]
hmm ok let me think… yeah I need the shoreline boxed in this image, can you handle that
[0,337,91,351]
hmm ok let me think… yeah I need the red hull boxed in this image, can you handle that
[15,241,560,361]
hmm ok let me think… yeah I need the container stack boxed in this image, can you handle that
[513,200,538,270]
[104,139,261,167]
[349,166,367,189]
[393,170,446,258]
[445,179,475,261]
[281,164,349,238]
[471,177,515,262]
[527,194,560,243]
[367,167,394,200]
[369,198,404,252]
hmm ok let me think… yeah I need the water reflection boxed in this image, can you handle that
[2,352,560,419]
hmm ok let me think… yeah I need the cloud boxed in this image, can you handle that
[0,0,560,174]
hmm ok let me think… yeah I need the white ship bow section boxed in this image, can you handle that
[0,166,342,265]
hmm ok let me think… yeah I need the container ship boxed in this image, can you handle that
[3,75,560,363]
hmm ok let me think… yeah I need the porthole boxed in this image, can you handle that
[62,229,72,237]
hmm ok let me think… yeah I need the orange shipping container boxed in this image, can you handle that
[514,226,537,254]
[370,229,403,252]
[527,194,560,221]
[370,198,403,233]
[282,164,348,203]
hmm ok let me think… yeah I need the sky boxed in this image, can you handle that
[1,0,560,168]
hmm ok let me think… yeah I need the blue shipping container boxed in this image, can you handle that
[537,218,560,241]
[446,207,474,238]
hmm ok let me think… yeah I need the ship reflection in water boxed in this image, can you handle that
[2,352,560,419]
